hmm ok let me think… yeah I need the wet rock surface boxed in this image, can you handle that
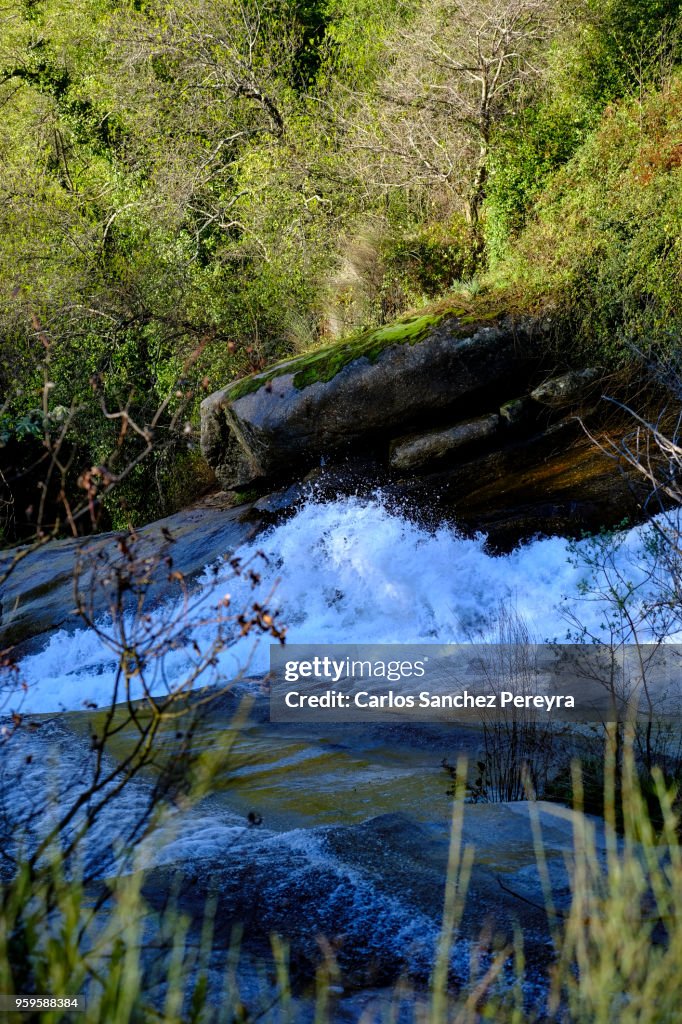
[0,494,262,647]
[8,706,579,995]
[118,697,587,991]
[6,683,610,1012]
[393,416,647,550]
[140,799,585,987]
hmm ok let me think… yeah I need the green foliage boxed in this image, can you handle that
[484,0,682,257]
[1,0,681,529]
[381,219,485,301]
[226,311,444,398]
[502,75,682,365]
[569,0,682,108]
[0,411,44,446]
[321,0,413,87]
[484,96,595,261]
[0,0,341,529]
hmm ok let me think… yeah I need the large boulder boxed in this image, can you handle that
[199,309,657,545]
[201,312,535,490]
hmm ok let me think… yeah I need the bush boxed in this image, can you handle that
[500,74,682,366]
[382,219,485,301]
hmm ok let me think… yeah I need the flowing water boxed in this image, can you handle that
[13,494,675,714]
[3,494,677,1002]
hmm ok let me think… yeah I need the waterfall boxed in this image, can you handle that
[11,495,675,714]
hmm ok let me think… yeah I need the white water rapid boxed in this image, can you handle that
[11,495,680,713]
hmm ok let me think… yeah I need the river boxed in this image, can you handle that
[2,494,677,1015]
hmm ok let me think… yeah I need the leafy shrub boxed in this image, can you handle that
[382,219,485,300]
[501,74,682,365]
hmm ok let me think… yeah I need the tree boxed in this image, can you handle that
[0,0,334,525]
[331,0,558,223]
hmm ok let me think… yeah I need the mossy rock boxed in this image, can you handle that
[227,312,449,402]
[200,308,537,491]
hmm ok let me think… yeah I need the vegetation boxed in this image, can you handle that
[499,75,682,366]
[0,0,680,531]
[225,310,445,398]
[2,4,682,1019]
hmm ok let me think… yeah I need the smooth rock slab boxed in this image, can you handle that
[0,495,262,648]
[140,800,610,987]
[389,414,500,471]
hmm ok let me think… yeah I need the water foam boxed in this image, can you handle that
[10,496,676,714]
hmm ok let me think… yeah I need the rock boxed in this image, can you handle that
[201,313,535,490]
[198,311,648,545]
[499,397,532,425]
[140,800,606,986]
[252,482,307,515]
[395,417,649,549]
[531,368,599,408]
[0,495,265,648]
[389,414,500,471]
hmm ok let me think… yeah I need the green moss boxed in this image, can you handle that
[291,312,445,389]
[223,309,479,402]
[457,309,501,325]
[231,487,260,503]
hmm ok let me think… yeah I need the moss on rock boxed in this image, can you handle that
[292,312,448,389]
[226,311,454,402]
